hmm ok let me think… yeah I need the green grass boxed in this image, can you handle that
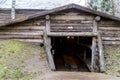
[0,40,43,80]
[105,45,120,77]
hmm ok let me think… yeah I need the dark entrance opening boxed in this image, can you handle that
[51,36,92,72]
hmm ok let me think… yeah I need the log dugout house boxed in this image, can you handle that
[0,4,120,72]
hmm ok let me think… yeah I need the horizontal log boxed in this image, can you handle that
[1,26,45,30]
[51,20,93,24]
[0,31,43,35]
[102,35,120,37]
[81,21,93,24]
[99,21,119,24]
[0,29,42,32]
[11,39,43,43]
[101,31,120,35]
[100,30,120,33]
[98,25,120,27]
[51,23,93,26]
[51,15,94,20]
[99,27,120,31]
[47,32,97,36]
[102,37,120,41]
[51,26,93,29]
[0,35,42,39]
[103,41,120,44]
[51,30,92,32]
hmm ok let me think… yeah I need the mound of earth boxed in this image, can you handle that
[0,40,119,80]
[105,45,120,77]
[0,40,50,80]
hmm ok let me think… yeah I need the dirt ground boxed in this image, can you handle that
[24,46,120,80]
[0,40,120,80]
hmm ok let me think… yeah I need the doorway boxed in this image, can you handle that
[51,36,92,72]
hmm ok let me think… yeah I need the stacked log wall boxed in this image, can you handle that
[0,9,44,24]
[51,12,94,32]
[98,20,120,44]
[0,17,45,43]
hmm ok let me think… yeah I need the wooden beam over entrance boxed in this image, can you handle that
[47,32,97,37]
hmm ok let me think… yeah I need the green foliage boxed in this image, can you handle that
[88,0,113,14]
[0,40,39,69]
[0,40,43,79]
[0,65,22,79]
[23,74,33,80]
[105,45,120,77]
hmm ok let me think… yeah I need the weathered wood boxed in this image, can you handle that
[93,20,97,32]
[91,37,97,72]
[97,32,105,72]
[0,31,43,35]
[47,32,97,36]
[11,0,16,19]
[102,37,120,41]
[51,15,94,20]
[1,4,120,27]
[43,30,56,70]
[0,35,42,39]
[8,39,43,43]
[51,29,92,32]
[51,23,93,26]
[51,20,93,24]
[0,26,45,30]
[46,15,50,33]
[103,41,120,44]
[99,27,120,31]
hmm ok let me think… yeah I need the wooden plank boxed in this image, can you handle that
[97,32,105,72]
[91,37,97,72]
[47,32,97,36]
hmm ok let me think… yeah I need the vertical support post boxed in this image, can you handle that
[11,0,16,19]
[98,32,105,72]
[91,19,98,71]
[91,37,97,71]
[46,15,50,33]
[44,15,56,70]
[93,20,98,32]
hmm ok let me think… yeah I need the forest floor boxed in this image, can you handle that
[0,40,119,80]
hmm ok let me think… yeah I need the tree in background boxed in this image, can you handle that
[88,0,113,14]
[112,0,120,17]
